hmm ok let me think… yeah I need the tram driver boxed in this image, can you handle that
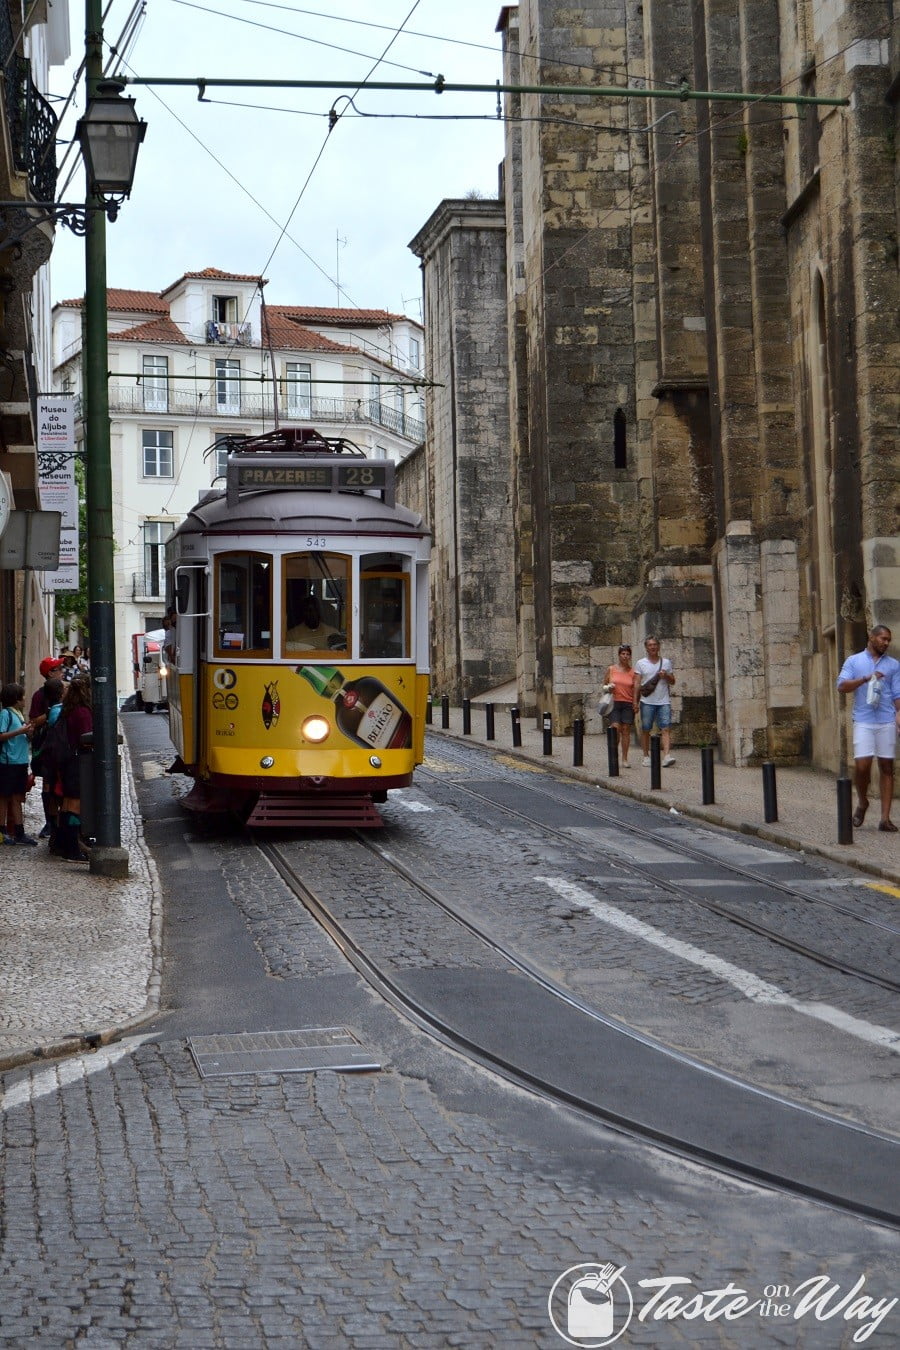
[285,595,346,652]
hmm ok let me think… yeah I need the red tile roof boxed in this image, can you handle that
[271,305,416,327]
[160,268,265,296]
[261,312,356,353]
[113,317,192,345]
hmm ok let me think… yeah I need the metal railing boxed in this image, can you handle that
[2,44,59,203]
[131,572,164,600]
[105,385,425,443]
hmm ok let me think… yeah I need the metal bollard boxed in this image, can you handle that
[485,703,495,741]
[425,697,433,726]
[462,698,471,735]
[441,694,450,729]
[542,711,553,756]
[510,706,522,748]
[762,761,778,822]
[606,725,620,777]
[650,736,662,790]
[573,717,584,767]
[836,776,853,845]
[700,746,715,805]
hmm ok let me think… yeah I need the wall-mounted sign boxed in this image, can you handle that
[0,510,62,570]
[0,470,10,540]
[37,395,79,591]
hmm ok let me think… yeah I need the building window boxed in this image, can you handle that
[142,429,174,478]
[613,408,627,469]
[285,362,312,418]
[409,337,420,370]
[213,295,238,323]
[370,373,383,426]
[373,445,388,460]
[216,358,241,412]
[143,354,168,412]
[143,520,173,597]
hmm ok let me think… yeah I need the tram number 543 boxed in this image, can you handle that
[305,536,328,548]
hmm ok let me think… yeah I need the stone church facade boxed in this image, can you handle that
[407,0,899,770]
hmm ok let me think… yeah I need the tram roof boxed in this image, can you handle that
[174,486,427,538]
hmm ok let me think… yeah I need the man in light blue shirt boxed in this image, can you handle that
[837,625,900,831]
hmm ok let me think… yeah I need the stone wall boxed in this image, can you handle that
[411,0,898,768]
[408,200,516,702]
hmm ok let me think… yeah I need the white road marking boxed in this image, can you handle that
[393,798,433,813]
[1,1036,153,1112]
[537,876,900,1053]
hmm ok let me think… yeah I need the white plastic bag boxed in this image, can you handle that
[866,675,881,707]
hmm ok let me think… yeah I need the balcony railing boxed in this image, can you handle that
[0,30,59,203]
[206,321,252,346]
[132,572,164,601]
[105,385,425,444]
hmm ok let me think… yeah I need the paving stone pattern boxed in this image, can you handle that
[1,1037,897,1347]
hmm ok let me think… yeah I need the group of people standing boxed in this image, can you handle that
[0,655,93,861]
[600,625,899,834]
[601,636,676,770]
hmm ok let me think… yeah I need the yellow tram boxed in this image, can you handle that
[164,428,431,826]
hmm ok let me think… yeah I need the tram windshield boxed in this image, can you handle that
[215,553,272,656]
[284,552,349,656]
[361,554,409,659]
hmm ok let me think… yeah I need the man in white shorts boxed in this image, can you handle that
[837,624,900,832]
[634,635,676,767]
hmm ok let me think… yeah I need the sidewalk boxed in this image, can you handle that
[0,733,162,1072]
[427,699,900,889]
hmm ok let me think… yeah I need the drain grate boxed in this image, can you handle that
[188,1027,380,1079]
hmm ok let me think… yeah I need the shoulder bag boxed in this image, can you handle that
[640,662,662,698]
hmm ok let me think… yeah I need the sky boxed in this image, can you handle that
[49,0,509,318]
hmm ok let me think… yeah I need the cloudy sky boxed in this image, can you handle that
[49,0,508,317]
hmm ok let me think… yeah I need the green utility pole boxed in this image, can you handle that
[83,0,128,877]
[125,75,849,110]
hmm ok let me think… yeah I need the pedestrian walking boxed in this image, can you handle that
[635,635,676,767]
[603,644,639,768]
[837,624,900,831]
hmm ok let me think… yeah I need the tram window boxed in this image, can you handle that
[283,552,349,656]
[361,555,409,658]
[215,553,272,657]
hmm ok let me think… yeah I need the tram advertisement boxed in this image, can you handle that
[204,662,415,754]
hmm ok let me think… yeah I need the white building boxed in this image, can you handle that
[51,267,425,698]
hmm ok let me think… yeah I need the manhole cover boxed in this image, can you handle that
[188,1027,380,1078]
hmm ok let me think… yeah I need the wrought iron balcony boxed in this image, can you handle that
[105,384,425,443]
[132,571,164,600]
[0,34,59,203]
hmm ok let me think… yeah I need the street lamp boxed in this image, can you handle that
[76,80,146,215]
[80,10,146,879]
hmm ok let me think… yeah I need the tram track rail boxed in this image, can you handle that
[415,761,900,997]
[258,832,900,1230]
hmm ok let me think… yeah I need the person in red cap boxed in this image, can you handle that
[29,659,65,838]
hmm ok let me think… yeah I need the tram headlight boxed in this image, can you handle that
[260,755,275,769]
[301,715,331,743]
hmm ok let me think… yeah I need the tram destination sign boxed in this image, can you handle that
[227,455,395,507]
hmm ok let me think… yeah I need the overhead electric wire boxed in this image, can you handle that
[171,0,440,79]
